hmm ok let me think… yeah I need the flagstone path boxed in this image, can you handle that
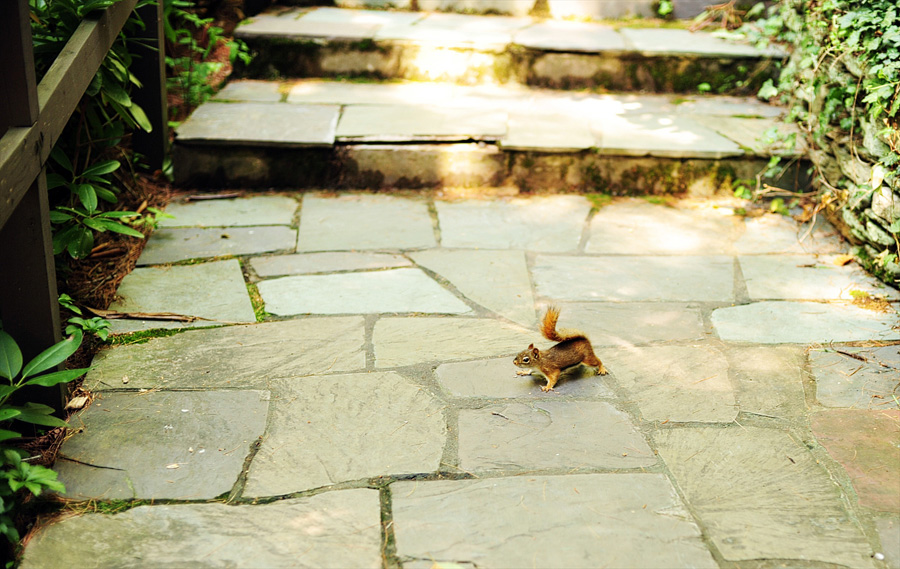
[20,193,900,569]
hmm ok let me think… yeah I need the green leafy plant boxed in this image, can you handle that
[0,323,88,544]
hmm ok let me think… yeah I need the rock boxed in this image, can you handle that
[872,186,900,223]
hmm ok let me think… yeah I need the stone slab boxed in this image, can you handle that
[392,474,718,569]
[547,0,655,19]
[287,80,455,107]
[878,518,900,569]
[335,105,507,142]
[728,346,808,418]
[251,252,412,276]
[586,200,740,255]
[410,249,535,326]
[417,0,534,16]
[435,357,614,398]
[740,254,899,301]
[237,11,381,40]
[138,226,297,265]
[244,373,446,496]
[594,113,745,159]
[175,102,339,146]
[56,390,268,500]
[84,318,366,390]
[297,194,436,251]
[158,195,298,227]
[299,6,423,27]
[533,255,734,302]
[374,12,531,47]
[258,268,471,315]
[499,112,595,152]
[655,426,875,567]
[21,490,381,569]
[459,401,655,471]
[374,317,533,368]
[811,409,900,513]
[620,28,770,58]
[512,20,625,52]
[548,302,706,346]
[712,301,900,343]
[604,345,737,422]
[811,346,900,410]
[436,196,591,252]
[213,80,284,102]
[107,260,257,333]
[694,116,806,156]
[736,213,846,254]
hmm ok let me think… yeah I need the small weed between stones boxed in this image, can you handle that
[849,290,894,313]
[107,328,183,346]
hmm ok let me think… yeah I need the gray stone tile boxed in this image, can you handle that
[694,116,806,156]
[740,254,899,301]
[499,112,595,152]
[459,401,655,471]
[258,268,471,315]
[417,0,533,16]
[655,426,875,567]
[410,249,535,326]
[547,0,655,19]
[243,373,446,496]
[287,80,454,106]
[436,196,591,252]
[586,200,740,254]
[335,105,507,142]
[549,302,706,346]
[712,301,900,343]
[175,102,339,146]
[392,474,717,569]
[594,113,745,158]
[877,518,900,569]
[299,6,422,27]
[374,12,530,47]
[513,20,625,52]
[251,252,412,276]
[107,260,256,333]
[435,357,614,398]
[374,317,533,368]
[621,28,772,58]
[138,226,297,265]
[534,255,734,302]
[671,95,784,118]
[604,345,737,422]
[728,346,808,418]
[56,390,268,500]
[213,80,284,102]
[158,195,298,227]
[237,10,381,40]
[84,318,366,391]
[21,490,381,569]
[297,194,436,251]
[811,346,900,410]
[736,213,846,254]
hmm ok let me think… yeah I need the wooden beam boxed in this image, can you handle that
[0,0,138,230]
[0,0,39,132]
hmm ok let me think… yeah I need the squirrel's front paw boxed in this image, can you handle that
[516,370,532,376]
[541,385,553,392]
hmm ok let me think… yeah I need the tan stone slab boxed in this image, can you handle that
[158,195,298,227]
[243,373,446,496]
[594,113,745,159]
[459,401,655,471]
[811,409,900,513]
[175,102,339,146]
[549,302,706,347]
[335,104,507,142]
[374,317,533,368]
[728,345,808,419]
[138,226,297,265]
[84,318,366,390]
[251,252,412,276]
[392,474,718,569]
[21,490,382,569]
[604,345,736,423]
[811,346,900,410]
[736,213,846,254]
[655,426,875,567]
[374,12,531,47]
[499,112,595,152]
[237,10,381,40]
[621,28,778,58]
[740,254,898,301]
[513,20,625,52]
[213,80,284,102]
[436,357,614,398]
[694,116,806,156]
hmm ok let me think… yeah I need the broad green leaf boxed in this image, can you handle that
[82,217,107,233]
[82,160,120,178]
[0,331,22,381]
[21,329,82,380]
[129,103,153,133]
[75,184,98,213]
[0,409,21,422]
[0,385,17,400]
[49,146,73,173]
[95,219,145,238]
[45,173,68,190]
[6,404,68,428]
[24,367,90,387]
[68,226,94,259]
[95,187,118,204]
[49,210,73,223]
[99,210,139,219]
[0,430,21,443]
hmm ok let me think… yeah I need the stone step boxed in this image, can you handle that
[235,7,783,94]
[173,79,807,192]
[333,0,705,20]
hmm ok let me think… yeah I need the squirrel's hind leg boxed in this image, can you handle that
[582,353,609,376]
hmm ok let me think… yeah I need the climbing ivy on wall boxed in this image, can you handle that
[742,0,900,284]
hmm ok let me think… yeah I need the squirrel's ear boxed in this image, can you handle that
[531,346,540,356]
[527,343,534,349]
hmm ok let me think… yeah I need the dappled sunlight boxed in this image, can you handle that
[410,47,496,82]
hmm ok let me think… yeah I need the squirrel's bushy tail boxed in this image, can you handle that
[540,305,585,342]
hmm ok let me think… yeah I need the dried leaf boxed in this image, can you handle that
[65,396,89,410]
[833,254,854,266]
[166,463,180,469]
[85,307,206,322]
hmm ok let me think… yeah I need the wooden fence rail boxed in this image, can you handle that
[0,0,167,413]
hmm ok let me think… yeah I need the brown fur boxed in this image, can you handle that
[514,306,608,392]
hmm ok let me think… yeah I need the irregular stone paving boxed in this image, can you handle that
[23,193,900,569]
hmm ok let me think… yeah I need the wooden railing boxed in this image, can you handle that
[0,0,167,413]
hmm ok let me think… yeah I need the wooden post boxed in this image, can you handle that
[131,0,168,173]
[0,0,65,413]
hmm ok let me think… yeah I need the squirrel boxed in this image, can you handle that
[513,306,608,392]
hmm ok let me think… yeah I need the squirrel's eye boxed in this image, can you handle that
[522,357,530,363]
